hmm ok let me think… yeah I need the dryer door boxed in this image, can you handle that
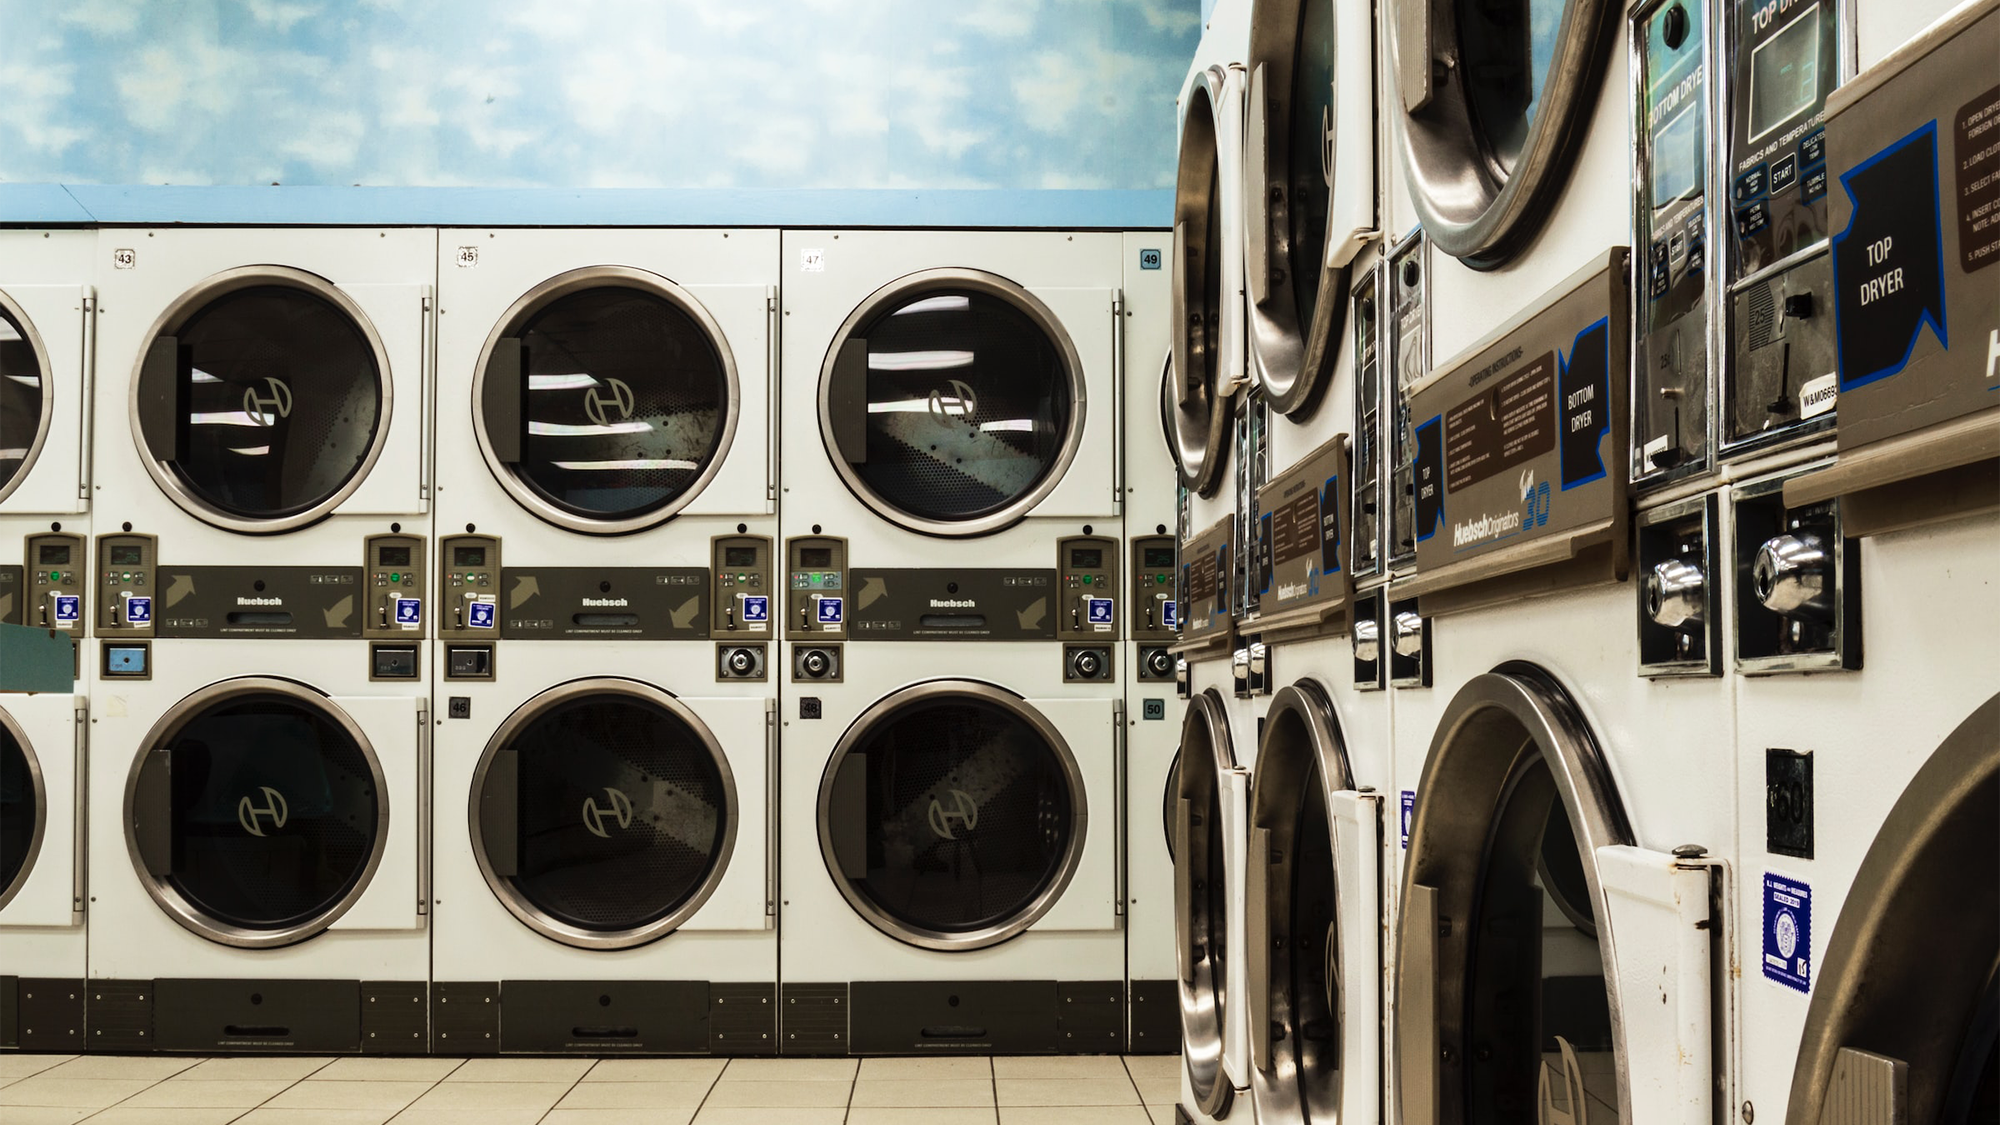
[817,272,1101,536]
[125,678,393,948]
[469,678,744,949]
[0,695,82,927]
[472,269,764,533]
[129,268,420,531]
[817,680,1093,951]
[0,284,89,514]
[1168,67,1243,498]
[1174,689,1239,1119]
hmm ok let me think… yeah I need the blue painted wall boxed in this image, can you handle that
[0,0,1200,192]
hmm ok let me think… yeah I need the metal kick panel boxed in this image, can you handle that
[499,566,707,640]
[431,982,500,1055]
[779,982,848,1055]
[499,980,708,1055]
[709,983,777,1056]
[152,979,362,1054]
[16,978,85,1053]
[360,982,428,1056]
[848,980,1061,1055]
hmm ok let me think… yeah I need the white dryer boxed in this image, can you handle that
[1173,679,1253,1121]
[778,228,1121,569]
[775,536,1124,1056]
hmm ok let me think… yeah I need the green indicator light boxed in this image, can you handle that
[390,572,400,583]
[1081,574,1092,585]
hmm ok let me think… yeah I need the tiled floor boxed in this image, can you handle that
[0,1053,1184,1124]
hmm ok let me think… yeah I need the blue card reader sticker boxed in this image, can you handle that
[1400,790,1415,849]
[1086,597,1114,627]
[394,597,422,627]
[1763,872,1813,993]
[53,594,80,625]
[125,594,152,625]
[817,597,844,625]
[1162,600,1179,630]
[742,595,770,623]
[468,599,497,630]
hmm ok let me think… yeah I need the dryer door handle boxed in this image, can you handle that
[133,747,176,876]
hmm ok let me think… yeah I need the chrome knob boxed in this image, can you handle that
[1753,532,1834,621]
[1071,649,1104,679]
[1145,648,1174,678]
[1646,558,1706,628]
[1353,617,1381,663]
[800,649,832,678]
[726,648,756,676]
[1392,610,1425,659]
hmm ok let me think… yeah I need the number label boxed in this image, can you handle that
[113,249,137,270]
[456,246,480,268]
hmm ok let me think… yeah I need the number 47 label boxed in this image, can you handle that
[801,248,825,272]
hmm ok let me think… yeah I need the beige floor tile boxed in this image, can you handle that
[542,1111,695,1125]
[1000,1107,1153,1125]
[581,1058,725,1082]
[700,1078,853,1108]
[180,1056,333,1081]
[399,1081,569,1111]
[84,1109,250,1125]
[1129,1075,1177,1103]
[857,1056,992,1079]
[233,1109,399,1125]
[849,1078,997,1107]
[116,1078,296,1108]
[0,1107,92,1125]
[551,1080,712,1109]
[688,1110,845,1125]
[847,1109,999,1125]
[0,1077,156,1108]
[717,1057,857,1081]
[311,1058,463,1083]
[1120,1055,1180,1078]
[263,1080,434,1111]
[42,1054,202,1080]
[996,1078,1144,1106]
[383,1108,544,1125]
[0,1055,76,1080]
[1147,1106,1180,1125]
[992,1056,1131,1079]
[438,1058,591,1084]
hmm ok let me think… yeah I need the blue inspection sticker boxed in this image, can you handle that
[394,597,423,627]
[468,599,497,630]
[1400,791,1415,849]
[53,594,80,626]
[1763,872,1813,993]
[1086,597,1114,627]
[817,597,844,625]
[125,595,153,625]
[742,595,770,623]
[1162,600,1179,630]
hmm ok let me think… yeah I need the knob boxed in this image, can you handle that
[726,648,756,676]
[1392,610,1425,659]
[1646,557,1706,628]
[1145,648,1173,678]
[1071,649,1104,679]
[1353,617,1381,663]
[1753,532,1834,621]
[800,649,832,678]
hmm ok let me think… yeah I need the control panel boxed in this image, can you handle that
[1057,535,1120,641]
[1387,234,1427,569]
[96,533,157,637]
[25,532,85,633]
[1349,267,1385,579]
[1232,392,1269,621]
[1723,0,1841,453]
[786,536,847,641]
[363,534,426,640]
[711,535,774,636]
[1130,535,1177,638]
[1633,0,1713,483]
[439,535,501,640]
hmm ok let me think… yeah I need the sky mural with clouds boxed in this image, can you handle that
[0,0,1201,191]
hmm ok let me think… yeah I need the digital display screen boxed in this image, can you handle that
[1069,547,1103,569]
[377,545,412,567]
[800,547,833,569]
[725,545,759,568]
[1652,103,1703,208]
[109,544,144,566]
[37,544,69,565]
[1144,546,1175,568]
[453,546,486,567]
[1748,4,1821,142]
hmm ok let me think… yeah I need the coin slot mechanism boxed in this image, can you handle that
[1636,494,1722,676]
[95,532,157,637]
[712,535,774,636]
[717,643,768,682]
[1352,593,1386,691]
[446,644,495,682]
[25,532,86,633]
[1058,535,1120,640]
[364,533,426,640]
[786,536,848,641]
[440,534,501,639]
[103,641,151,680]
[1388,598,1430,688]
[1732,473,1859,673]
[1130,535,1176,640]
[1064,644,1114,683]
[370,643,419,681]
[792,643,843,684]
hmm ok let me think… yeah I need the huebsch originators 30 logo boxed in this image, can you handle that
[928,789,980,839]
[581,787,634,838]
[237,786,290,836]
[243,377,293,426]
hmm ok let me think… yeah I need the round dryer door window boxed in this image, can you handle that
[1168,69,1234,498]
[818,682,1087,950]
[470,681,736,949]
[132,270,389,530]
[0,299,50,502]
[0,710,46,911]
[818,271,1084,536]
[124,680,388,947]
[475,269,738,534]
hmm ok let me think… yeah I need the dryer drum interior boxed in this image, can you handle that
[472,681,736,950]
[1167,70,1232,498]
[1393,0,1620,265]
[1250,683,1354,1122]
[1399,668,1632,1122]
[476,269,737,532]
[1245,0,1350,415]
[0,708,48,910]
[126,681,388,947]
[818,682,1087,951]
[0,295,50,500]
[819,272,1082,535]
[1174,689,1235,1118]
[133,270,389,526]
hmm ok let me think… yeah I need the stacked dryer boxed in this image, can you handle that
[85,228,435,1053]
[773,229,1130,1055]
[427,229,780,1055]
[0,229,94,1053]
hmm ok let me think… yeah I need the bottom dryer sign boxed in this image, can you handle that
[1408,250,1632,585]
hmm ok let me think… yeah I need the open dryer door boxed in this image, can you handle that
[0,284,89,514]
[1395,666,1716,1124]
[1246,681,1382,1125]
[1176,689,1243,1118]
[1168,65,1245,498]
[1243,0,1377,416]
[0,696,83,927]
